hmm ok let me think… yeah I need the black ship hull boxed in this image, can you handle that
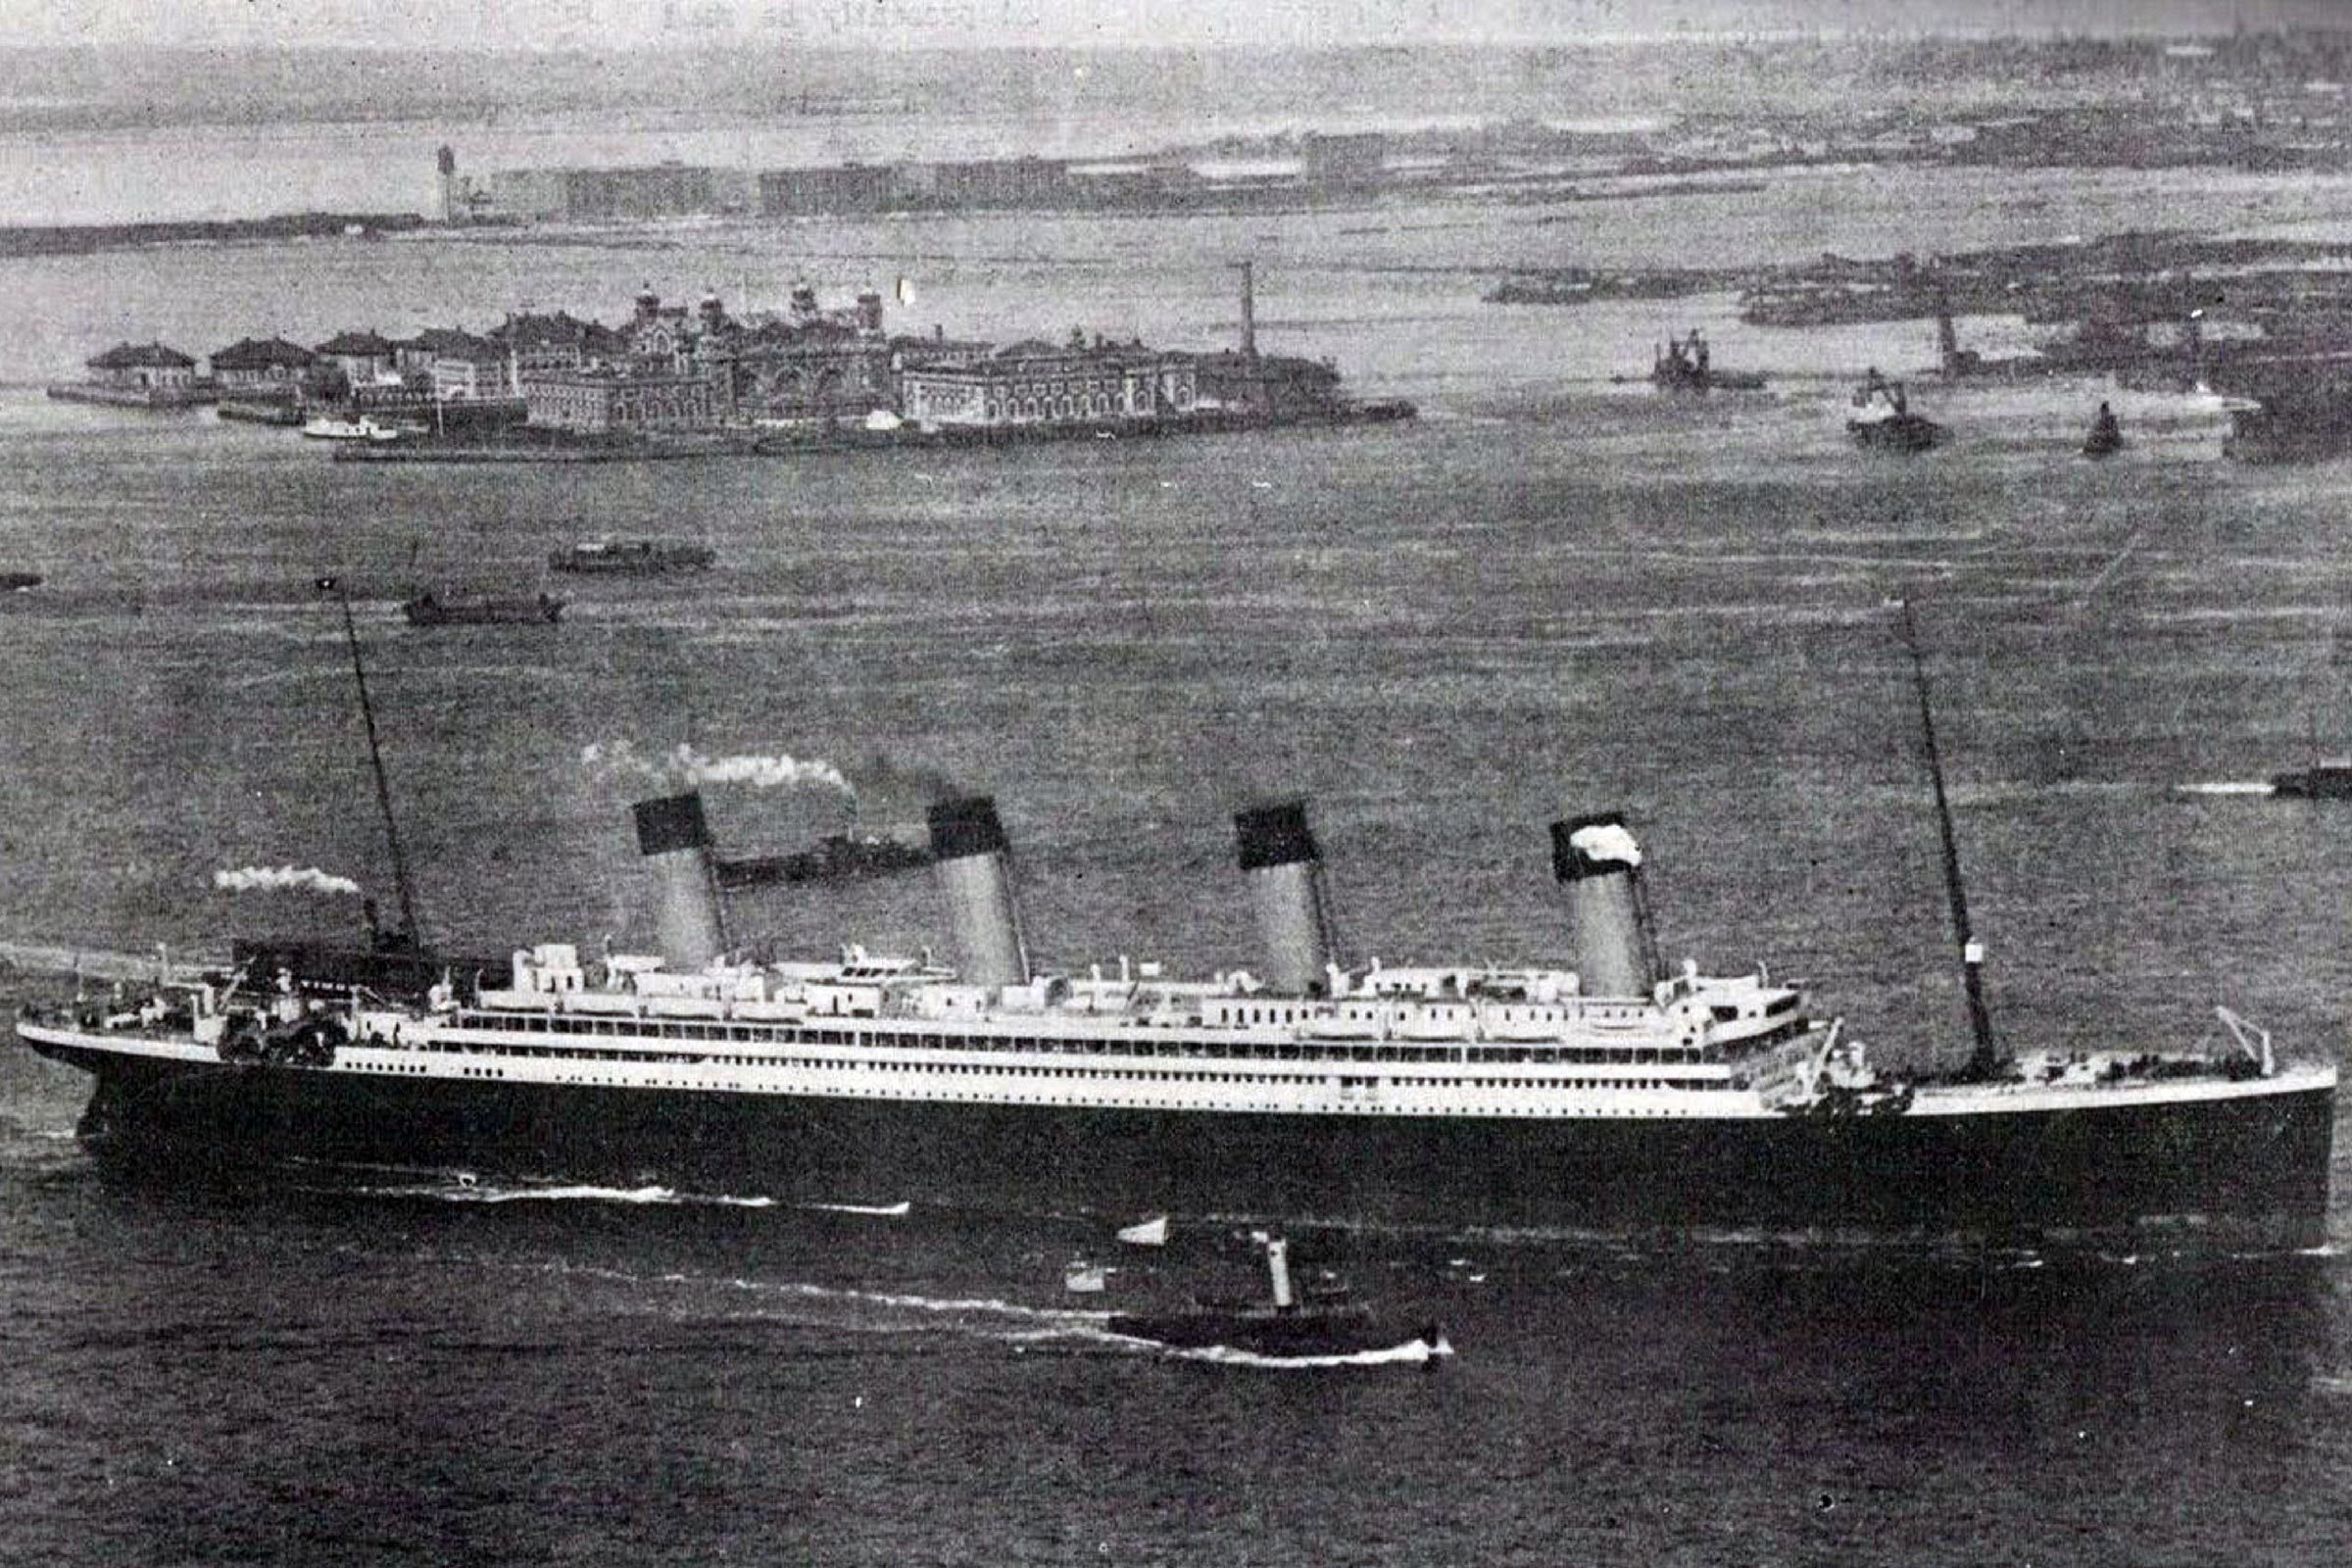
[30,1040,2335,1249]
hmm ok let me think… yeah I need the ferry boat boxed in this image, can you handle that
[300,414,406,443]
[548,537,716,575]
[400,592,564,627]
[713,833,930,892]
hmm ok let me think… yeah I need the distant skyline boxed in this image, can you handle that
[7,0,2352,51]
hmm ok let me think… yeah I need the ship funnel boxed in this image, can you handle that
[1549,811,1659,998]
[1235,800,1337,995]
[927,796,1029,988]
[634,792,726,970]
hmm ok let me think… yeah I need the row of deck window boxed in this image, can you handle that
[368,1044,1705,1095]
[452,1011,1716,1065]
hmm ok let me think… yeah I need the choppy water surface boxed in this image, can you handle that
[6,159,2352,1563]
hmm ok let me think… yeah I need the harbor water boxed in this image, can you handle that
[6,131,2352,1562]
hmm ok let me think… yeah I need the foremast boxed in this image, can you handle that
[319,575,421,949]
[1894,599,2002,1079]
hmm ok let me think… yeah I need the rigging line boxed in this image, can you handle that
[1893,597,1999,1075]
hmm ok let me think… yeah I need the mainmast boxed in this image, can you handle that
[319,577,421,948]
[1894,599,2000,1077]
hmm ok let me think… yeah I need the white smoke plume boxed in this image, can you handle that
[582,740,853,797]
[214,865,364,896]
[1567,822,1642,868]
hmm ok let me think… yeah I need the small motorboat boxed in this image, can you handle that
[401,592,564,627]
[1104,1236,1447,1361]
[1064,1259,1109,1295]
[2082,401,2124,459]
[548,537,717,574]
[1,570,40,592]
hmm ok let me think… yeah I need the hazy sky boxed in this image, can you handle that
[4,0,2346,50]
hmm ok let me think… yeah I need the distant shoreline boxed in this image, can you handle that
[0,212,437,260]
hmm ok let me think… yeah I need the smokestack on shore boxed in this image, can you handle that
[634,792,726,970]
[928,796,1029,988]
[1237,258,1258,363]
[1549,811,1659,999]
[1235,800,1338,995]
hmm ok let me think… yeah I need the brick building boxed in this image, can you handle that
[897,338,1198,430]
[85,341,199,392]
[314,329,401,387]
[523,368,720,434]
[208,337,314,391]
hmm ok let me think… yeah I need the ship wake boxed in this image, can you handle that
[340,1176,778,1208]
[1123,1335,1455,1370]
[415,1249,1449,1364]
[313,1169,925,1216]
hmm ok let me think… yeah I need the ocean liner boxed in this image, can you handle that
[15,766,2337,1245]
[12,594,2337,1241]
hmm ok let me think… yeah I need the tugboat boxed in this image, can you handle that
[1650,328,1767,393]
[1847,368,1946,452]
[1105,1236,1447,1361]
[2082,401,2125,459]
[401,592,564,627]
[2272,760,2352,799]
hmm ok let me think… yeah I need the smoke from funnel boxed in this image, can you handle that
[1234,800,1337,994]
[586,740,851,798]
[634,792,726,970]
[1549,811,1659,998]
[927,796,1028,989]
[214,865,363,896]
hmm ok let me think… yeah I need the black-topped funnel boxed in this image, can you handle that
[635,791,725,970]
[1235,800,1338,995]
[1548,811,1658,999]
[927,796,1029,988]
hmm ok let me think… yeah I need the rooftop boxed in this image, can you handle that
[401,326,498,358]
[87,341,196,369]
[315,329,398,357]
[209,336,315,369]
[496,312,627,354]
